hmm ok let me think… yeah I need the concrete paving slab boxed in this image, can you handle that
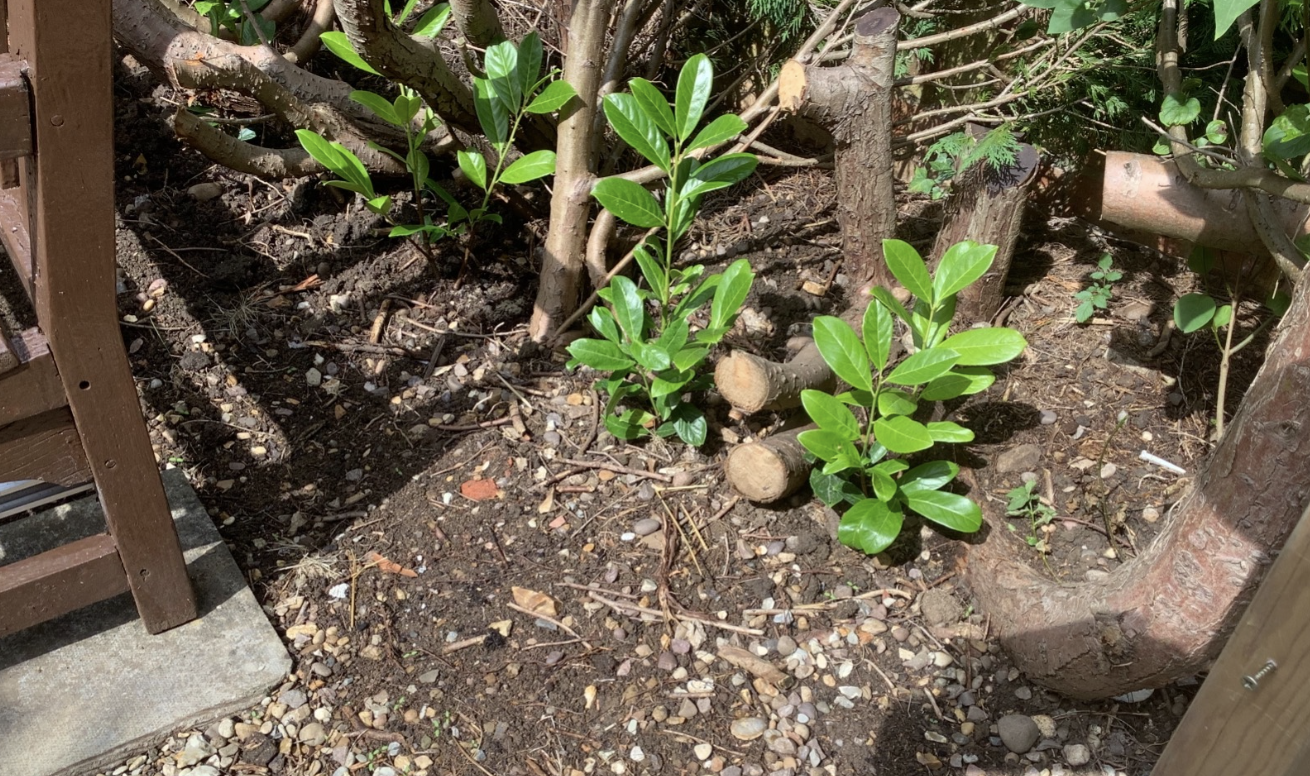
[0,469,291,776]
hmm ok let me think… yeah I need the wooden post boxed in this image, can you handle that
[8,0,196,633]
[1152,501,1310,776]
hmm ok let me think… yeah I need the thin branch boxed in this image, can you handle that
[897,4,1024,50]
[285,0,335,64]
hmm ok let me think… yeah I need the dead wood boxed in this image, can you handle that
[724,424,815,503]
[779,6,900,289]
[931,136,1039,322]
[715,338,834,414]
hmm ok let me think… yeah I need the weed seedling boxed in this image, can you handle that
[1005,480,1056,551]
[1074,253,1122,323]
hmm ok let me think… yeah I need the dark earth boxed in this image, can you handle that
[5,55,1276,776]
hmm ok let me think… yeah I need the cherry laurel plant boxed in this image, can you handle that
[802,239,1027,556]
[298,31,574,254]
[566,54,758,446]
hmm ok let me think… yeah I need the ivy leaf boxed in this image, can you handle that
[1174,293,1216,333]
[1160,93,1201,127]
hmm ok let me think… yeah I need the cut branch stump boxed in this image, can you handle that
[724,424,815,503]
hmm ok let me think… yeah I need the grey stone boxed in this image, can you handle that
[633,518,661,536]
[188,182,223,201]
[1039,410,1058,425]
[0,470,291,776]
[730,717,768,740]
[997,444,1042,473]
[1063,744,1091,767]
[919,588,962,627]
[998,714,1042,754]
[776,635,798,657]
[967,705,989,723]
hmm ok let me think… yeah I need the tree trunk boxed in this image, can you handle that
[528,0,615,342]
[966,265,1310,700]
[778,5,900,289]
[725,424,815,503]
[930,139,1039,323]
[449,0,505,48]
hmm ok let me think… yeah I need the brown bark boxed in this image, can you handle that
[528,0,615,342]
[714,338,835,413]
[779,6,900,289]
[725,424,816,503]
[966,261,1310,699]
[930,138,1039,323]
[449,0,505,47]
[333,0,480,134]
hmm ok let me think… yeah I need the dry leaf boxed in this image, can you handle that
[584,684,597,710]
[537,488,554,513]
[718,645,787,684]
[461,478,500,500]
[512,586,558,617]
[365,550,419,578]
[489,620,513,637]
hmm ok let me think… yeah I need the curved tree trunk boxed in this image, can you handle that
[966,266,1310,700]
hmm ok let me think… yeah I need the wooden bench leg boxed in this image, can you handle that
[10,0,197,633]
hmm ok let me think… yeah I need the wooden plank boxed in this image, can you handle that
[1152,500,1310,776]
[0,533,130,638]
[0,407,92,487]
[0,185,30,297]
[9,0,197,634]
[0,327,66,425]
[0,0,11,188]
[0,54,30,160]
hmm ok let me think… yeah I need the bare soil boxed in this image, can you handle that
[12,65,1269,776]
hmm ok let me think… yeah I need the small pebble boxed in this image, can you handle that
[730,717,768,741]
[632,518,661,536]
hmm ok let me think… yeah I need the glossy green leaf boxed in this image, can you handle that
[591,178,664,228]
[863,298,893,371]
[933,240,996,300]
[810,469,862,507]
[671,405,708,446]
[320,32,381,75]
[630,340,671,371]
[1213,0,1260,39]
[606,409,653,440]
[473,78,508,145]
[870,468,897,502]
[798,429,851,463]
[905,490,981,533]
[412,3,451,37]
[484,41,520,110]
[525,80,577,114]
[681,153,758,199]
[813,316,872,393]
[633,243,666,299]
[651,370,692,399]
[938,328,1027,366]
[499,150,556,184]
[876,389,917,417]
[350,90,400,125]
[605,93,670,171]
[870,286,911,324]
[628,78,677,137]
[687,113,748,152]
[1188,245,1218,275]
[872,459,908,476]
[588,306,621,343]
[518,32,543,95]
[926,421,974,443]
[1205,119,1228,145]
[656,318,689,354]
[802,389,860,441]
[1174,293,1216,333]
[609,275,646,341]
[672,345,709,372]
[873,415,934,454]
[674,53,713,142]
[883,239,933,303]
[837,499,903,555]
[457,150,488,191]
[710,258,754,331]
[566,338,635,371]
[887,348,960,386]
